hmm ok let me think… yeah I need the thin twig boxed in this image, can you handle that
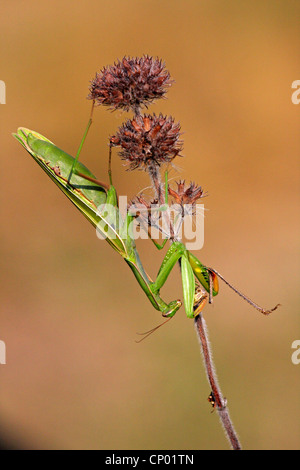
[194,314,242,450]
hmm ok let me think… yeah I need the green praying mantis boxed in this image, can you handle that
[13,127,279,331]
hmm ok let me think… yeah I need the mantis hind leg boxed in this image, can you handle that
[68,101,95,185]
[208,268,280,315]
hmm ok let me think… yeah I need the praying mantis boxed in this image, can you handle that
[13,127,279,328]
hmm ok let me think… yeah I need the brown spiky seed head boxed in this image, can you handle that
[110,113,183,170]
[128,195,160,225]
[88,56,172,112]
[168,180,206,205]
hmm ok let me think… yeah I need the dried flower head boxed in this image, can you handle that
[128,195,161,227]
[168,180,206,205]
[110,113,183,171]
[88,56,172,113]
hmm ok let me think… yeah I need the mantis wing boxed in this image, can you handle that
[13,127,126,255]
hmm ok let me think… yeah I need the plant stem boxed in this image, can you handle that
[147,167,241,449]
[194,314,242,450]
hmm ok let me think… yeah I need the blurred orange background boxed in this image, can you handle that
[1,0,299,450]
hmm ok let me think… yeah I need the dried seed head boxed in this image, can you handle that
[88,56,172,113]
[111,113,183,171]
[168,180,206,205]
[128,195,161,226]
